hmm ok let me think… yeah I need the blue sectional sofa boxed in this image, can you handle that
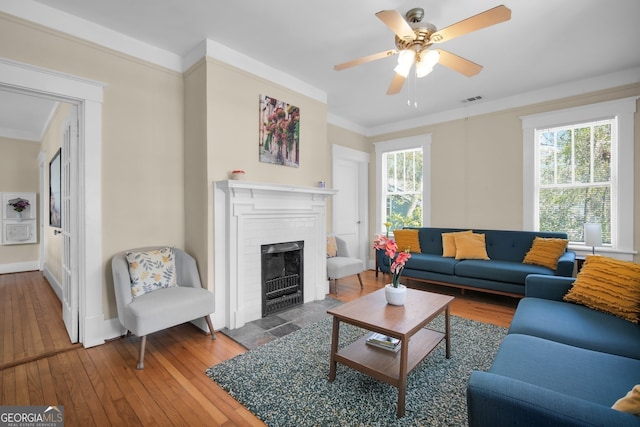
[467,274,640,426]
[376,227,576,297]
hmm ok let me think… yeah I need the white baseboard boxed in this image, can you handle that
[103,317,126,341]
[0,260,40,274]
[42,266,62,301]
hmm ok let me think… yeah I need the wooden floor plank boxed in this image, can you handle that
[26,360,44,404]
[13,363,29,404]
[0,269,515,425]
[36,358,58,404]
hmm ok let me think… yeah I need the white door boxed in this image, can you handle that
[332,145,369,261]
[62,108,79,343]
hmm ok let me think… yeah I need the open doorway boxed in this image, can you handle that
[0,57,104,347]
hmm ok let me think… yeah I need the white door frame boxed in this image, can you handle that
[0,57,106,348]
[331,144,370,262]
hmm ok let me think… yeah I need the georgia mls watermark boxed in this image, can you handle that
[0,406,63,427]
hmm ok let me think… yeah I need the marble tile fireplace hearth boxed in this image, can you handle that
[214,180,336,330]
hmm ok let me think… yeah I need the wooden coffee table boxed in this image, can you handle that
[327,288,454,418]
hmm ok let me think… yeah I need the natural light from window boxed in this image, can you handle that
[535,119,613,243]
[375,134,431,234]
[522,97,636,260]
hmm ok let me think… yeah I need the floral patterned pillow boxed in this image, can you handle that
[125,247,178,298]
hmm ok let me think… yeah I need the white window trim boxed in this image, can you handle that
[522,97,638,260]
[374,134,431,234]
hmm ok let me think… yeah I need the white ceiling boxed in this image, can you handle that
[2,0,640,139]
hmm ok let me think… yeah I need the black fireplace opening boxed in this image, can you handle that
[261,240,304,317]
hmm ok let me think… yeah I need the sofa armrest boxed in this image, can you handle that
[376,249,390,273]
[554,250,576,277]
[467,372,640,427]
[525,274,576,300]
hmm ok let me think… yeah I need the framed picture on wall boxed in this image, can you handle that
[49,148,61,228]
[258,94,300,168]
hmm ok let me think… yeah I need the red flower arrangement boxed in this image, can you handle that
[373,235,412,287]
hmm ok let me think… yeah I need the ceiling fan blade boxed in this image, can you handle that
[434,49,483,77]
[430,5,511,44]
[387,72,406,95]
[375,10,416,42]
[334,49,398,71]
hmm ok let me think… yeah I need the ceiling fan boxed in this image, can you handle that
[334,5,511,95]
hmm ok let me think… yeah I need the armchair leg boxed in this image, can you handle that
[204,315,216,340]
[357,273,364,289]
[137,335,147,370]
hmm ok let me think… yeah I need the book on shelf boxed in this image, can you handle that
[367,339,401,352]
[366,333,400,352]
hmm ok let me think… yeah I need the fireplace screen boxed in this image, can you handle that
[261,240,304,316]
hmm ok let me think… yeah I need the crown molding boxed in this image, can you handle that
[0,0,183,72]
[368,67,640,137]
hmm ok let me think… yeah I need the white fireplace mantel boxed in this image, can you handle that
[213,180,337,329]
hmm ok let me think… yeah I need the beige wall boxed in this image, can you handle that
[183,59,209,287]
[0,137,40,264]
[0,13,185,319]
[185,57,330,292]
[327,124,370,155]
[367,83,640,262]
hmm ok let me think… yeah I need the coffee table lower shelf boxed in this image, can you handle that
[334,328,445,386]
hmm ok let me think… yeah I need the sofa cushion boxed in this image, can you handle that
[393,229,421,252]
[125,285,215,336]
[454,233,490,260]
[489,334,640,409]
[455,259,548,285]
[442,230,472,257]
[564,255,640,324]
[404,253,458,275]
[509,297,640,360]
[523,236,569,270]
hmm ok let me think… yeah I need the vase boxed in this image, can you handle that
[15,211,22,220]
[384,284,407,306]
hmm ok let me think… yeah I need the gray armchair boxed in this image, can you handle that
[326,236,364,294]
[111,246,215,369]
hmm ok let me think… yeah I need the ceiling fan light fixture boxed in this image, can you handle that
[416,50,440,78]
[415,64,433,78]
[394,50,415,77]
[393,61,412,78]
[396,49,415,66]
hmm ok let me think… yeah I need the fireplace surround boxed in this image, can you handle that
[214,180,336,329]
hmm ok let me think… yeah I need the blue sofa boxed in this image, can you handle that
[467,274,640,426]
[376,227,575,297]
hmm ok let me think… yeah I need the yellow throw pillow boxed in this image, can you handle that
[454,233,490,260]
[442,230,473,257]
[326,235,337,257]
[523,237,569,270]
[393,229,421,252]
[613,384,640,415]
[564,255,640,324]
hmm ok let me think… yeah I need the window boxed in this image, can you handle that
[536,120,612,243]
[522,97,636,259]
[375,135,431,233]
[384,148,423,230]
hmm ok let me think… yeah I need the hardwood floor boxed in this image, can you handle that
[0,269,516,426]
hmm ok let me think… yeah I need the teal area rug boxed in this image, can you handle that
[206,315,507,426]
